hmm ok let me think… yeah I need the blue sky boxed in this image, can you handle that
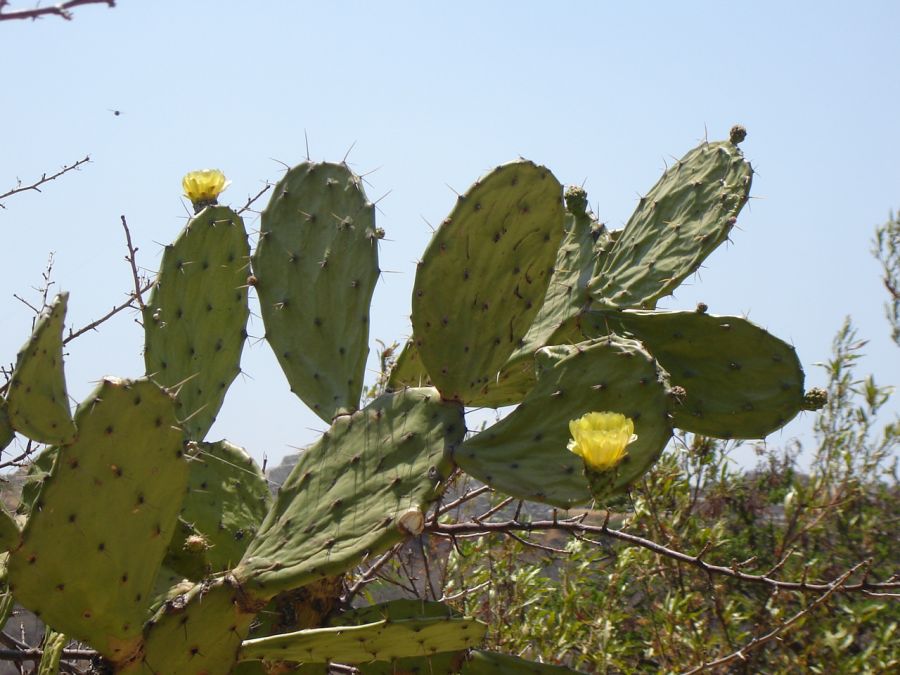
[3,1,898,470]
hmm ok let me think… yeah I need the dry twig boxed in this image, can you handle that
[0,156,89,207]
[430,517,897,595]
[0,0,114,22]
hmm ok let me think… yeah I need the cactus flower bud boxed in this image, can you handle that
[567,411,637,471]
[182,169,230,210]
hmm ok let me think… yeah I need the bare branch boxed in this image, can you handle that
[64,280,154,344]
[236,182,273,215]
[120,215,147,310]
[430,517,897,594]
[0,0,113,22]
[0,156,89,207]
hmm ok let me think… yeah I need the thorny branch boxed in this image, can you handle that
[0,0,114,22]
[236,182,273,215]
[428,516,899,595]
[0,156,90,207]
[120,214,147,309]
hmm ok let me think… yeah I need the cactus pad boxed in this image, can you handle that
[165,440,271,579]
[411,160,564,404]
[126,576,258,675]
[589,135,753,309]
[239,614,486,664]
[455,336,672,507]
[330,600,471,674]
[7,378,187,664]
[7,293,76,444]
[386,339,431,391]
[0,397,14,452]
[253,161,379,422]
[583,310,806,438]
[487,188,614,407]
[143,205,250,440]
[234,387,463,599]
[0,507,19,554]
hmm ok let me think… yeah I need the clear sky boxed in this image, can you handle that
[3,1,898,470]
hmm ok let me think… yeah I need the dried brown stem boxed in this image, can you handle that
[0,156,89,206]
[63,280,154,344]
[0,0,113,22]
[120,214,147,309]
[236,182,273,215]
[429,517,896,594]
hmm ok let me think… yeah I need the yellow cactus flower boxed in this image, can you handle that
[182,169,230,205]
[567,411,637,471]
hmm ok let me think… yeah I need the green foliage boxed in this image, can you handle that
[874,210,900,346]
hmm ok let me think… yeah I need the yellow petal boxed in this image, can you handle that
[182,169,230,204]
[567,411,636,471]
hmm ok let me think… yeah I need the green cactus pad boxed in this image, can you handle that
[239,615,486,664]
[253,161,379,422]
[7,293,76,445]
[332,599,462,625]
[143,205,250,440]
[484,189,616,408]
[0,397,15,452]
[8,378,188,664]
[331,600,470,674]
[125,576,258,675]
[584,310,805,438]
[386,339,431,391]
[234,387,463,599]
[455,336,673,507]
[589,134,753,309]
[16,445,58,519]
[0,506,19,554]
[411,160,564,404]
[460,650,586,674]
[165,440,272,579]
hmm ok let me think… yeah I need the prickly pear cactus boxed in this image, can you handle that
[0,128,823,675]
[410,160,565,404]
[253,161,380,422]
[164,440,271,579]
[234,387,463,600]
[582,309,806,438]
[455,336,673,507]
[240,614,485,665]
[123,576,259,675]
[6,293,76,445]
[589,126,753,308]
[483,185,616,407]
[143,205,250,440]
[0,397,15,452]
[8,378,187,665]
